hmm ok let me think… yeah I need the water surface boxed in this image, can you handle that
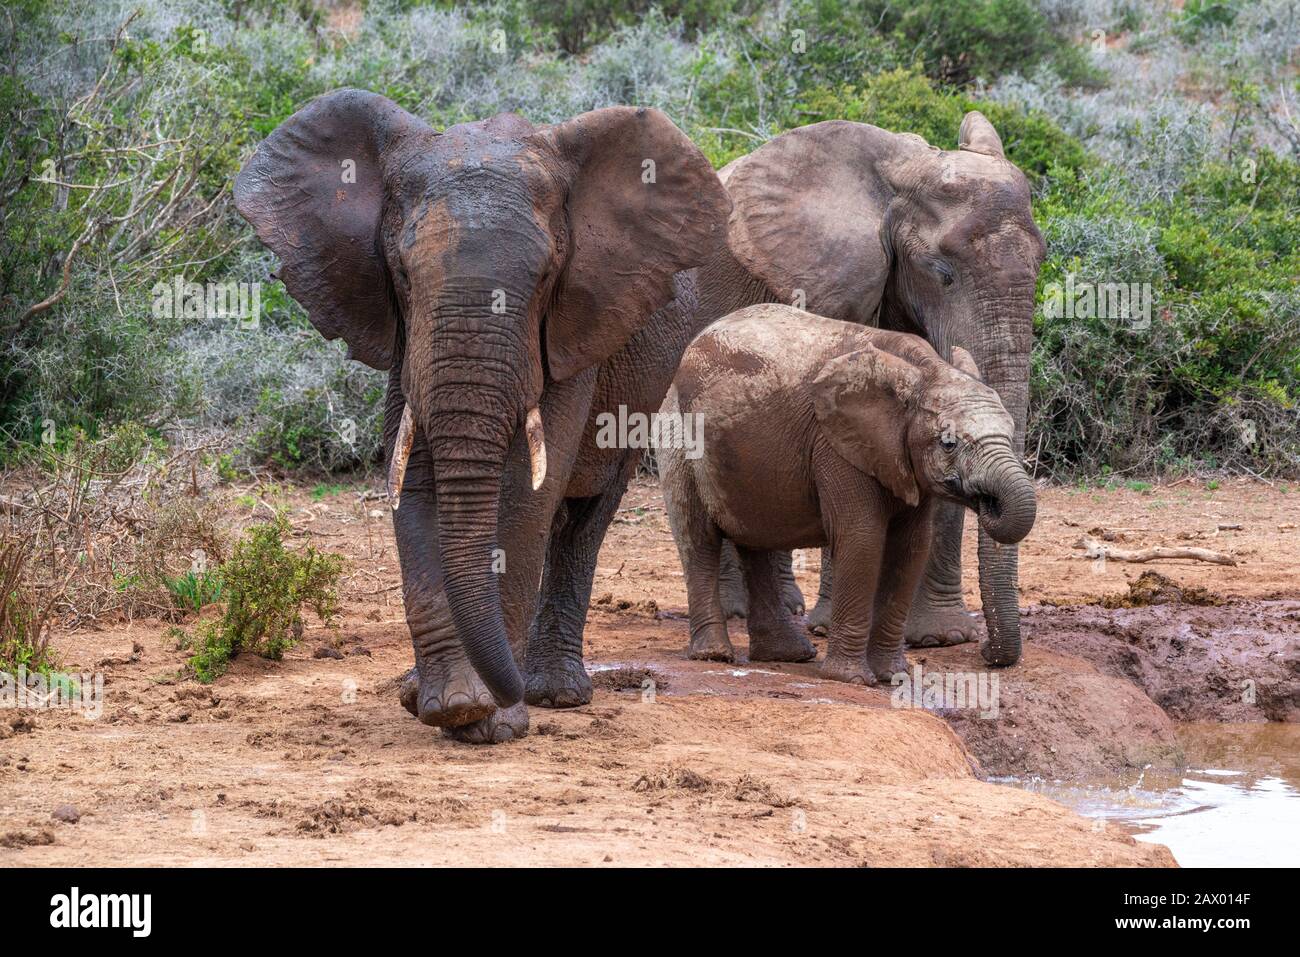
[1006,724,1300,867]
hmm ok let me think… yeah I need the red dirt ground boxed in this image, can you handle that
[3,476,1295,866]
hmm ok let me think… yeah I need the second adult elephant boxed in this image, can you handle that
[695,112,1046,665]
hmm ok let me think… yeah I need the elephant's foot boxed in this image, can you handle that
[525,655,594,709]
[443,701,530,744]
[688,624,735,662]
[401,662,496,728]
[747,619,816,663]
[867,647,910,683]
[819,653,877,686]
[904,595,982,648]
[806,596,833,636]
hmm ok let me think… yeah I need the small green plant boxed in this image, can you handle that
[310,483,347,501]
[1127,481,1154,493]
[188,515,344,682]
[1206,480,1221,491]
[164,569,224,614]
[216,453,240,483]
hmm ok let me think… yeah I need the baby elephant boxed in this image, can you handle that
[660,304,1036,685]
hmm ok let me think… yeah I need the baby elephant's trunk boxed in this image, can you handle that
[972,452,1036,545]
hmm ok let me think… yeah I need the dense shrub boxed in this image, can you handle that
[0,535,60,677]
[862,0,1106,89]
[0,423,229,634]
[1,0,1295,479]
[796,68,1089,179]
[1030,152,1300,475]
[187,515,343,682]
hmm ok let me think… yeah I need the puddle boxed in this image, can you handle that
[1000,724,1300,867]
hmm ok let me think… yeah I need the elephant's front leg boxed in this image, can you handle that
[905,498,981,647]
[524,459,635,709]
[819,524,884,685]
[809,458,892,683]
[865,506,933,682]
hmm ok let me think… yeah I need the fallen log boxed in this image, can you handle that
[1074,535,1237,566]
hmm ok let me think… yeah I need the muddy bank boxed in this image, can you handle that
[1024,596,1300,722]
[916,643,1185,780]
[582,608,1190,785]
[0,632,1174,866]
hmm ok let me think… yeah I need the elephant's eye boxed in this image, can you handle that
[939,435,958,453]
[932,260,955,286]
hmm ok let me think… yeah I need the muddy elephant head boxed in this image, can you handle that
[235,90,728,707]
[722,113,1045,664]
[811,342,1036,544]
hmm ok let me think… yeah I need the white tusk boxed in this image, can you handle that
[387,404,415,510]
[525,406,546,492]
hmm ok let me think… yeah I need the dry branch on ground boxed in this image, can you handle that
[1073,535,1237,566]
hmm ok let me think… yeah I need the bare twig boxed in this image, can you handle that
[1074,536,1237,566]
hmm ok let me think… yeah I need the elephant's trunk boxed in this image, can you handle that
[970,295,1033,666]
[425,397,524,708]
[977,530,1022,666]
[404,294,534,708]
[973,450,1036,545]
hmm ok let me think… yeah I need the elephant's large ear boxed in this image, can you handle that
[532,107,730,382]
[725,121,913,325]
[234,89,430,370]
[810,344,923,506]
[958,111,1005,158]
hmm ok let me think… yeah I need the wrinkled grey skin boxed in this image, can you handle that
[235,90,728,742]
[661,306,1036,682]
[695,112,1045,666]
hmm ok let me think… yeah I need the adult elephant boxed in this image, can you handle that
[696,113,1045,666]
[235,90,729,741]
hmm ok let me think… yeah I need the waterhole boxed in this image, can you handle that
[1002,724,1300,867]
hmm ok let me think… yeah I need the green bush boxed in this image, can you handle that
[864,0,1105,89]
[519,0,755,53]
[2,0,1294,481]
[188,516,343,682]
[797,67,1089,180]
[1176,0,1242,41]
[1029,146,1300,475]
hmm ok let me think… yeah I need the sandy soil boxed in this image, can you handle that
[3,476,1296,866]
